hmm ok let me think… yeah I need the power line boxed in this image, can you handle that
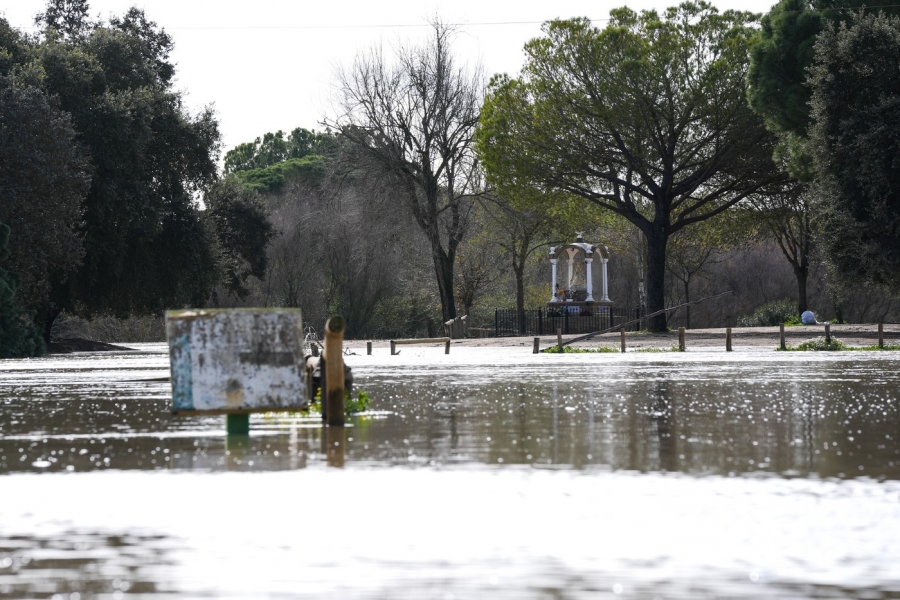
[14,5,900,31]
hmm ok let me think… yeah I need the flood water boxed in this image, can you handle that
[1,343,899,598]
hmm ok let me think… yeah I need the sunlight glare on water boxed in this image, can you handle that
[1,343,899,598]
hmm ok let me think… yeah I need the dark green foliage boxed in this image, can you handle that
[0,223,45,358]
[35,0,95,39]
[779,336,848,351]
[223,128,326,174]
[748,0,900,139]
[738,298,801,327]
[204,180,275,299]
[231,155,327,193]
[30,3,222,320]
[808,13,900,290]
[544,345,619,353]
[0,76,88,315]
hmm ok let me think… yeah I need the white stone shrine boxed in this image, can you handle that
[548,233,612,314]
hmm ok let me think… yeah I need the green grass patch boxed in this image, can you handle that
[778,336,900,351]
[265,387,371,418]
[633,345,681,353]
[855,344,900,351]
[778,336,848,351]
[545,344,620,353]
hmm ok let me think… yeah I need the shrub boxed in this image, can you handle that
[779,336,848,351]
[738,299,800,327]
[544,345,619,353]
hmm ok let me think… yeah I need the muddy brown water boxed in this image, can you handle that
[1,343,899,598]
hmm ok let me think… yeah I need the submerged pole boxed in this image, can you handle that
[825,323,831,345]
[726,327,733,352]
[879,323,884,349]
[324,316,346,427]
[678,327,686,352]
[367,341,372,355]
[780,324,786,351]
[226,413,249,435]
[557,328,563,350]
[533,337,540,354]
[620,327,626,353]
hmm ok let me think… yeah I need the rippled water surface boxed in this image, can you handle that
[1,343,899,598]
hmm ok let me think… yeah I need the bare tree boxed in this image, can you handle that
[329,20,483,322]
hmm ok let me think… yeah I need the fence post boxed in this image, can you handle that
[564,309,570,335]
[538,309,544,336]
[610,310,615,330]
[557,328,563,350]
[324,316,345,427]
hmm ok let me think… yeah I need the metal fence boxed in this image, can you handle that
[494,307,644,337]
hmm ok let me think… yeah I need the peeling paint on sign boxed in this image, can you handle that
[165,309,307,413]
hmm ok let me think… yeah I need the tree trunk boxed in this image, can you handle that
[645,228,669,332]
[683,278,691,330]
[794,264,809,316]
[514,265,526,336]
[38,305,61,345]
[432,244,457,323]
[514,265,525,313]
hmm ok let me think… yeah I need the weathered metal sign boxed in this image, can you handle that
[166,309,307,414]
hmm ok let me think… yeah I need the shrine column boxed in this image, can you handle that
[601,257,610,302]
[567,257,574,292]
[550,256,558,302]
[584,257,594,302]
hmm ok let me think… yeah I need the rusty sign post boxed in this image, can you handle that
[323,316,346,427]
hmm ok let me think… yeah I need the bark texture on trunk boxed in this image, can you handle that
[645,228,669,332]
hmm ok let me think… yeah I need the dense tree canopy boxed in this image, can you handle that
[0,77,88,316]
[0,223,45,358]
[476,2,785,330]
[29,2,222,328]
[808,13,900,290]
[747,0,900,180]
[224,128,326,174]
[204,180,275,300]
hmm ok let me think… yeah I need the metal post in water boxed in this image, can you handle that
[825,323,831,345]
[324,316,346,427]
[780,324,786,351]
[557,328,563,350]
[620,327,626,353]
[678,327,686,352]
[226,413,249,435]
[879,323,884,348]
[533,337,540,354]
[367,341,372,355]
[726,327,732,352]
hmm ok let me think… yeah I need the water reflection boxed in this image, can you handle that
[1,348,898,479]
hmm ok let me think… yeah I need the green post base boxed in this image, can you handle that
[226,413,250,435]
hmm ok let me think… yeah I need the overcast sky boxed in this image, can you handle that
[4,0,776,156]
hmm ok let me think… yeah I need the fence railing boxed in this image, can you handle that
[494,307,643,337]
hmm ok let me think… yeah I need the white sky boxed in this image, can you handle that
[4,0,776,156]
